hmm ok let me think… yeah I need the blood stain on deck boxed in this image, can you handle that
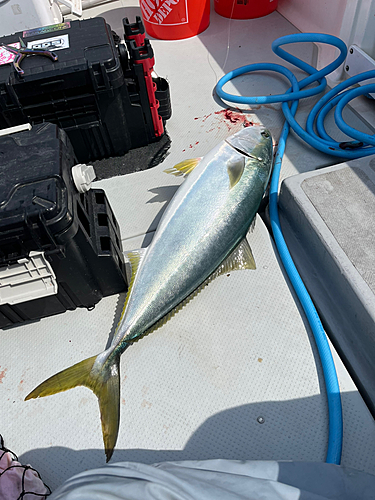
[0,368,7,383]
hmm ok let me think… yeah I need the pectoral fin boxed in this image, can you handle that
[164,158,202,177]
[227,156,245,189]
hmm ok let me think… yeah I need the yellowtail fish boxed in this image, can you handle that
[25,126,273,461]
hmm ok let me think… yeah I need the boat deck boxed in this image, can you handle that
[1,0,375,491]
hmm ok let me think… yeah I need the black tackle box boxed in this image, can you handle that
[0,16,171,163]
[0,122,127,328]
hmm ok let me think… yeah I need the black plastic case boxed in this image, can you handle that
[0,123,127,327]
[0,17,171,163]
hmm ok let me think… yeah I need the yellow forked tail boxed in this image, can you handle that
[25,354,120,462]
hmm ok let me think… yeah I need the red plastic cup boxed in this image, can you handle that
[140,0,210,40]
[214,0,278,19]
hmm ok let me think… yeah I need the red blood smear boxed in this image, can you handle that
[0,368,7,383]
[214,109,254,127]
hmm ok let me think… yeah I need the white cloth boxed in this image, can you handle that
[49,459,375,500]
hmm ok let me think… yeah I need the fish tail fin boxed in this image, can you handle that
[25,352,121,462]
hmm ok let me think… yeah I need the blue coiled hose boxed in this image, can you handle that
[216,33,375,465]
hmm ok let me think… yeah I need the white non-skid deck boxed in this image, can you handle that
[1,1,375,491]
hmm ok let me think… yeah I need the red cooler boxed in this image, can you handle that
[214,0,278,19]
[140,0,210,40]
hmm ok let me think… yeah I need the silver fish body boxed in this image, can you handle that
[111,126,273,352]
[25,126,273,460]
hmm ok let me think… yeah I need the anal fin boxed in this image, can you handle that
[213,237,256,277]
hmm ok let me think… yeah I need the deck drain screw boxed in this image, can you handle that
[345,65,349,71]
[350,48,353,54]
[257,416,265,424]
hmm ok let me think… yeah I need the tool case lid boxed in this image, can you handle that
[0,17,124,94]
[0,123,76,258]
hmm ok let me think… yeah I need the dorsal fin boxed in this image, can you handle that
[116,249,147,332]
[227,156,245,189]
[129,237,255,343]
[164,158,202,177]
